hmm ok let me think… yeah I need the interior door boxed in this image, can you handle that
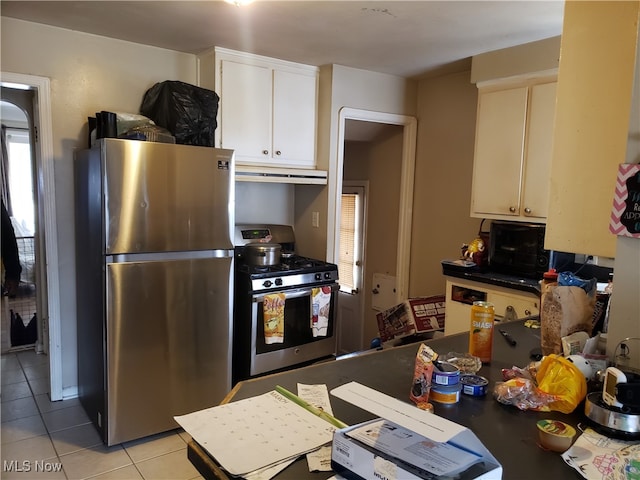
[337,184,366,355]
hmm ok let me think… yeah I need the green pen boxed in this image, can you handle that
[275,385,348,429]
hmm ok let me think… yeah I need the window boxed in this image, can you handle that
[339,186,364,294]
[4,128,35,236]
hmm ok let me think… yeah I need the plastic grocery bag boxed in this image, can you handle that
[535,354,587,414]
[140,81,219,146]
[494,355,586,413]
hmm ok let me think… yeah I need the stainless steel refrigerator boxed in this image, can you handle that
[74,138,235,446]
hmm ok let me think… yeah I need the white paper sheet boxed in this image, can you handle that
[174,390,336,476]
[331,381,466,442]
[297,383,336,472]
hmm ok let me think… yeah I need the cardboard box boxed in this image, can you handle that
[330,382,502,480]
[376,295,445,343]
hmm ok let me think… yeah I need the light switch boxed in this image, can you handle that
[312,211,320,228]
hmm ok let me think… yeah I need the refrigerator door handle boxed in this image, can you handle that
[107,250,234,263]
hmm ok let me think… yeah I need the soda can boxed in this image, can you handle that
[469,301,495,363]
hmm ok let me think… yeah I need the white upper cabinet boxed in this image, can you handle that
[522,82,557,219]
[470,79,557,222]
[272,69,317,166]
[219,60,272,164]
[213,48,319,170]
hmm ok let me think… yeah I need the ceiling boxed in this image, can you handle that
[1,1,565,79]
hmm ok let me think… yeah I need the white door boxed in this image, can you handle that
[337,183,366,355]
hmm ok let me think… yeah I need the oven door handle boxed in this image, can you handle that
[252,284,338,302]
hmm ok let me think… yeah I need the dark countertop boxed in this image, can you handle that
[187,321,584,480]
[442,262,541,295]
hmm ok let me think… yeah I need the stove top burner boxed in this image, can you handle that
[235,252,339,292]
[239,255,335,276]
[281,256,317,270]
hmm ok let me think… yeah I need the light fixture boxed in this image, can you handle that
[224,0,253,6]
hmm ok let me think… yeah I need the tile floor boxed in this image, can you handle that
[1,349,204,479]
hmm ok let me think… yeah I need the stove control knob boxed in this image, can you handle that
[315,273,322,281]
[263,280,273,288]
[275,278,283,286]
[324,272,332,280]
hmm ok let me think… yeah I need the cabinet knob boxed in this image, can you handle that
[275,150,282,156]
[509,206,517,213]
[524,207,532,215]
[262,150,269,155]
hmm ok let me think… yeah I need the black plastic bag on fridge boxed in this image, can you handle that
[140,81,219,147]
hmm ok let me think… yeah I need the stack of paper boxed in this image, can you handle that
[175,390,336,477]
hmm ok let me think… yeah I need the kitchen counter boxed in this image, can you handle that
[441,262,541,295]
[187,321,584,479]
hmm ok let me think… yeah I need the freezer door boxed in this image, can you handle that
[104,254,233,445]
[101,139,235,254]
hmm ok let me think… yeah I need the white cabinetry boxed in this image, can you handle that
[444,277,539,336]
[471,79,557,222]
[214,48,318,170]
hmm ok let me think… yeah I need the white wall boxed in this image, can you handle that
[1,18,198,395]
[300,64,417,261]
[235,182,294,225]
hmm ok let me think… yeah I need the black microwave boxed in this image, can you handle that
[489,221,550,279]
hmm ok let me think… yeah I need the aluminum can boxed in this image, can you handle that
[460,374,489,396]
[430,383,462,404]
[469,301,495,363]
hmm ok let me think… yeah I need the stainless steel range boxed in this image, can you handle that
[233,225,339,384]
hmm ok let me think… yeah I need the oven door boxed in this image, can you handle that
[249,283,338,376]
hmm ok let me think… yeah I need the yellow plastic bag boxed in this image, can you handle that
[536,354,587,413]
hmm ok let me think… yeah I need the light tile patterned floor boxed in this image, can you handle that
[1,350,204,479]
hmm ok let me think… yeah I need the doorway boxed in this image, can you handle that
[332,108,417,354]
[1,72,62,401]
[1,91,39,354]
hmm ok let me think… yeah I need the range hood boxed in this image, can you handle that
[235,165,327,185]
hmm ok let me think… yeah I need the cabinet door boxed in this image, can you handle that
[488,291,539,321]
[471,87,528,217]
[272,69,317,167]
[522,82,557,219]
[219,60,272,163]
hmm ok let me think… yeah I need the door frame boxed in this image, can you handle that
[330,108,417,305]
[1,72,63,401]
